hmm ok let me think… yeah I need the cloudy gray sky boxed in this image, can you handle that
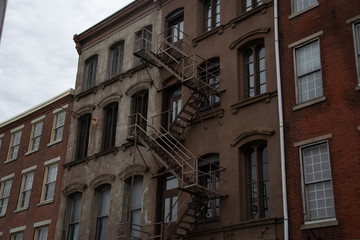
[0,0,134,123]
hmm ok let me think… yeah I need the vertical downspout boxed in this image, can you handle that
[274,0,289,239]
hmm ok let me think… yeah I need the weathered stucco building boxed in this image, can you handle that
[55,0,285,239]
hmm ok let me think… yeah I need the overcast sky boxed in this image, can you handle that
[0,0,134,123]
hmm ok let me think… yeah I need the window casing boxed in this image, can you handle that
[95,185,111,240]
[301,142,335,222]
[0,179,12,215]
[11,232,24,240]
[203,0,220,32]
[163,175,178,223]
[353,22,360,84]
[18,172,34,209]
[29,121,43,152]
[8,130,22,160]
[34,226,48,240]
[67,193,82,240]
[41,164,58,202]
[166,9,184,46]
[109,41,124,79]
[130,90,149,133]
[51,111,66,143]
[76,113,91,160]
[199,58,220,108]
[294,39,323,104]
[245,144,269,219]
[102,102,118,150]
[84,55,98,91]
[198,154,220,219]
[244,43,266,98]
[243,0,262,12]
[292,0,317,13]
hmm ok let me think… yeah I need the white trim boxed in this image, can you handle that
[33,219,51,228]
[10,125,24,133]
[1,173,15,181]
[301,218,338,230]
[44,156,61,166]
[0,232,2,236]
[21,165,37,174]
[288,30,323,48]
[0,89,74,128]
[289,2,319,20]
[0,133,4,138]
[358,126,360,131]
[10,225,26,233]
[293,96,326,111]
[346,15,360,24]
[294,133,332,147]
[53,104,69,114]
[31,115,46,124]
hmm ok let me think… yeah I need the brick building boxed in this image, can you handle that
[55,0,286,239]
[0,89,73,239]
[279,0,360,239]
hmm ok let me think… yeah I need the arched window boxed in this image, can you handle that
[83,55,98,91]
[130,89,149,131]
[95,185,111,240]
[66,192,82,240]
[109,41,124,78]
[244,43,266,98]
[76,113,91,160]
[102,102,118,150]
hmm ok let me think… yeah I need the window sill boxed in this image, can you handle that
[231,91,277,114]
[25,149,39,156]
[301,218,338,230]
[14,207,28,214]
[37,200,54,207]
[47,139,62,147]
[0,213,6,218]
[4,158,16,164]
[94,147,118,158]
[289,2,319,20]
[293,96,326,111]
[355,85,360,91]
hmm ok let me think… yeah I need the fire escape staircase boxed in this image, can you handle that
[127,28,224,239]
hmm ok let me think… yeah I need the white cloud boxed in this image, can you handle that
[0,0,134,123]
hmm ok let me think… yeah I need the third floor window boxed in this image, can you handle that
[203,0,220,32]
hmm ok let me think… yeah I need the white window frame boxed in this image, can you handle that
[352,21,360,87]
[40,157,60,203]
[0,174,14,216]
[27,116,45,154]
[10,225,26,240]
[0,133,4,149]
[33,220,51,240]
[49,106,67,145]
[290,0,318,17]
[17,166,36,210]
[6,125,24,162]
[297,138,337,225]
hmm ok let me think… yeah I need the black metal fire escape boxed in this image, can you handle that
[120,27,224,240]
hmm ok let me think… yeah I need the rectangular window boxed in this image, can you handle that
[51,110,66,143]
[243,0,262,12]
[204,0,220,32]
[41,164,58,202]
[7,130,22,160]
[293,0,317,13]
[67,193,82,240]
[18,172,35,209]
[28,121,43,152]
[353,22,360,84]
[130,178,143,238]
[295,39,323,103]
[0,178,12,215]
[301,142,335,221]
[0,133,3,149]
[95,185,111,240]
[34,226,48,240]
[134,25,152,66]
[84,55,98,91]
[11,232,24,240]
[199,58,220,108]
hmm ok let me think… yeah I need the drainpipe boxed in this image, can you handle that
[273,0,289,239]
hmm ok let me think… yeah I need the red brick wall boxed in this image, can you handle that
[279,0,360,239]
[0,94,72,239]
